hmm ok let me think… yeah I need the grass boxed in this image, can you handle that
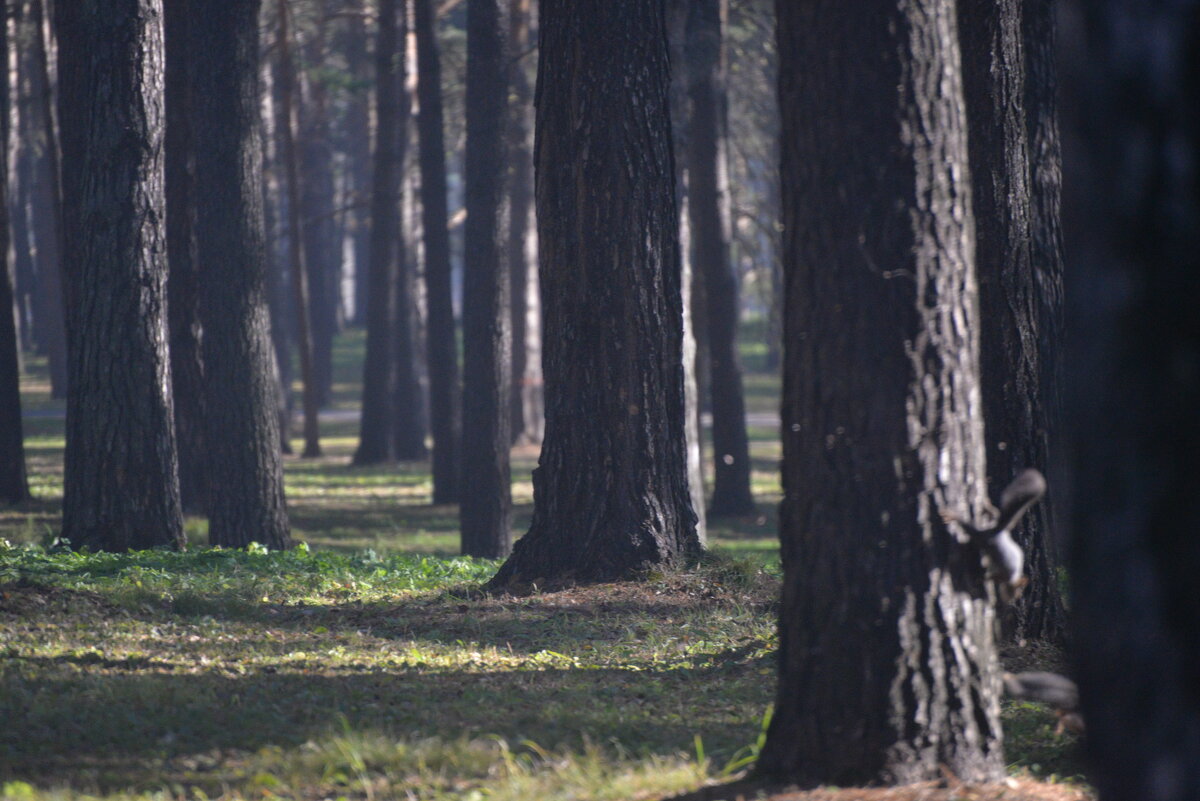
[0,332,1088,800]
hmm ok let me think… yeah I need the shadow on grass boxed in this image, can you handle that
[1,661,769,792]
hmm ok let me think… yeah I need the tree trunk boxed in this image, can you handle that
[459,0,511,558]
[56,0,185,551]
[488,0,699,587]
[299,14,339,409]
[189,0,291,550]
[342,0,372,328]
[353,0,400,465]
[29,0,66,399]
[686,0,754,518]
[414,0,461,504]
[957,0,1065,642]
[393,53,428,462]
[759,0,1004,784]
[0,4,30,506]
[164,0,208,515]
[506,0,538,445]
[275,0,322,458]
[1061,2,1200,797]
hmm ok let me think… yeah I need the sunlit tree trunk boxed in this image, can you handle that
[760,0,1004,783]
[56,0,185,551]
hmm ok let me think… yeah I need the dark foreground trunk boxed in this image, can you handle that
[957,0,1065,642]
[759,0,1004,784]
[414,0,462,504]
[1062,2,1200,797]
[190,0,291,550]
[685,0,754,518]
[0,8,29,505]
[460,0,511,558]
[488,0,698,587]
[56,0,185,551]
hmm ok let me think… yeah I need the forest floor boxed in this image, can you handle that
[0,332,1090,800]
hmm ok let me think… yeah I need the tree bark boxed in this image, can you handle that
[1061,2,1200,797]
[686,0,754,518]
[459,0,511,558]
[56,0,185,551]
[414,0,461,504]
[488,0,699,587]
[163,0,208,515]
[759,0,1004,784]
[342,0,372,328]
[353,0,400,465]
[0,3,30,506]
[957,0,1065,642]
[275,0,322,458]
[189,0,291,549]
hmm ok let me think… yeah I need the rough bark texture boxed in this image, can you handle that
[0,5,30,506]
[164,0,208,514]
[685,0,754,518]
[506,0,540,445]
[760,0,1004,784]
[29,0,65,399]
[353,0,399,465]
[56,0,185,551]
[1061,2,1200,797]
[189,0,291,550]
[956,0,1064,642]
[488,0,699,587]
[415,0,461,504]
[460,0,511,558]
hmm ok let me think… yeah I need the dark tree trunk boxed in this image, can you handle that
[685,0,754,518]
[342,0,372,328]
[189,0,291,550]
[759,0,1004,784]
[393,59,428,462]
[29,0,66,399]
[506,0,538,445]
[353,0,399,465]
[0,4,30,506]
[275,0,322,458]
[957,0,1065,642]
[299,17,339,409]
[488,0,699,587]
[164,0,208,515]
[56,0,185,551]
[460,0,511,558]
[414,0,461,504]
[1062,2,1200,797]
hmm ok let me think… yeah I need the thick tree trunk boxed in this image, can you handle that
[957,0,1065,642]
[189,0,291,550]
[163,0,208,515]
[275,0,322,458]
[760,0,1004,784]
[686,0,754,518]
[28,0,66,399]
[56,0,185,551]
[0,7,29,506]
[488,0,699,587]
[1062,2,1200,797]
[414,0,461,504]
[353,0,400,466]
[342,0,372,328]
[459,0,511,558]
